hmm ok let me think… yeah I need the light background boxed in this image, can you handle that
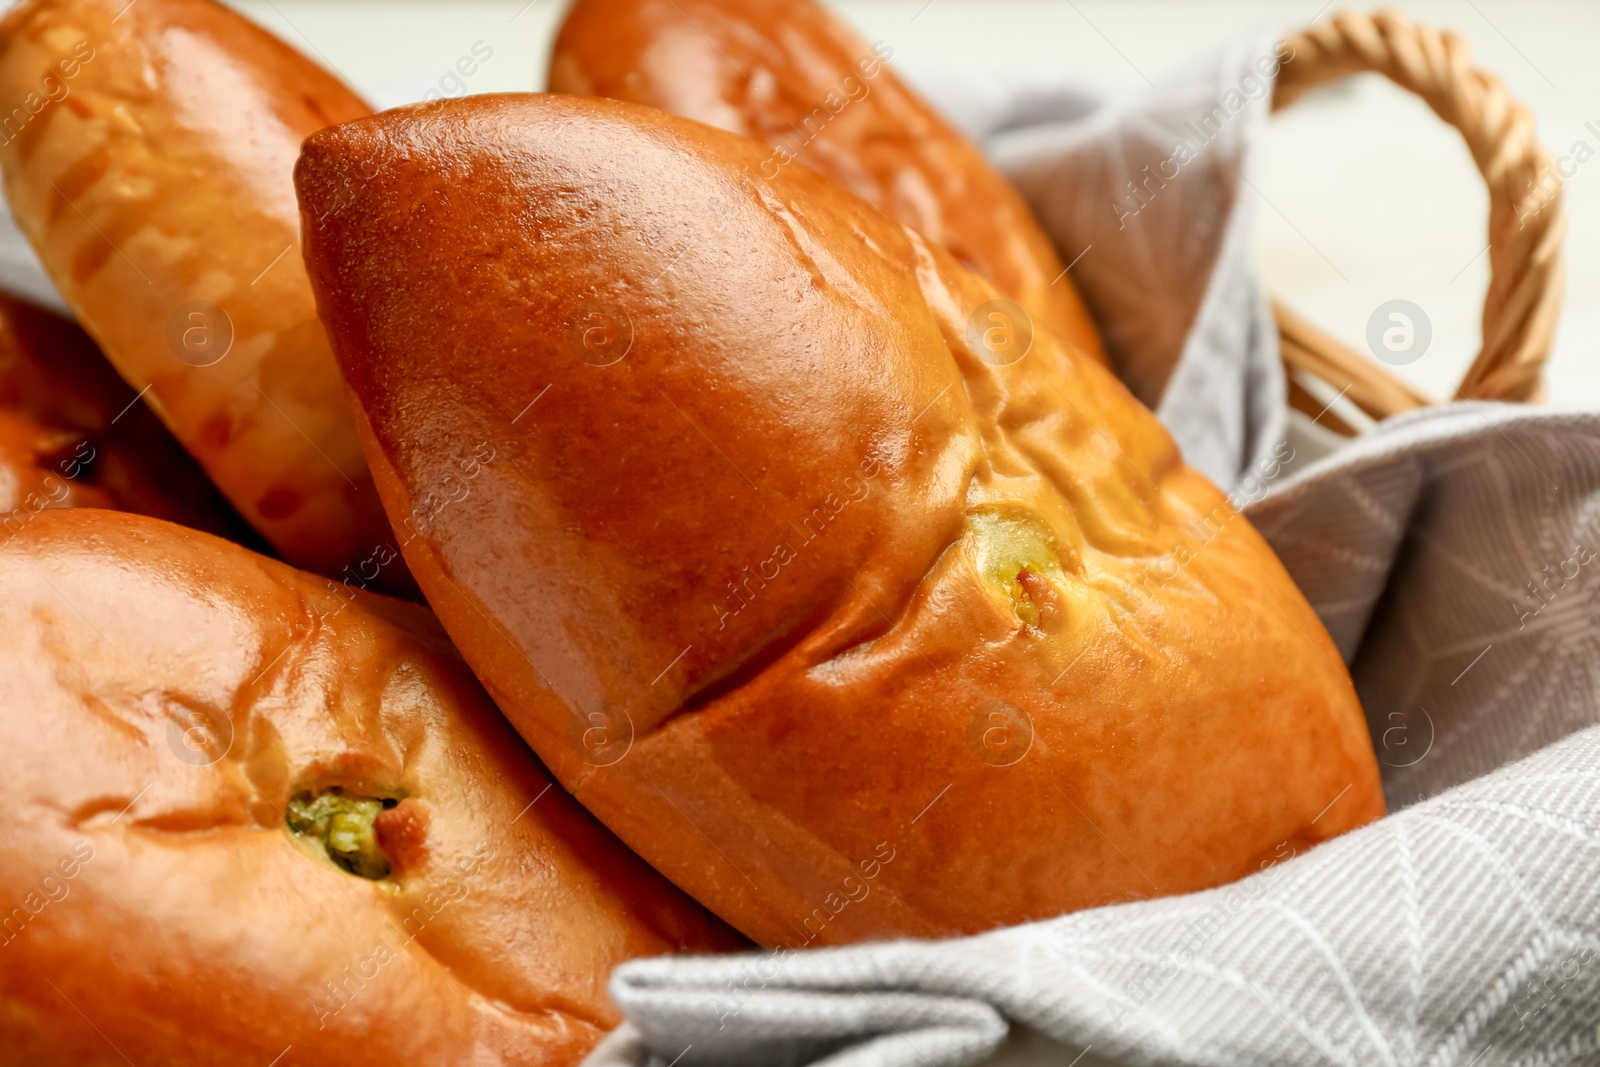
[225,0,1600,414]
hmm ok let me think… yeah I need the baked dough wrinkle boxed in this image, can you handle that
[298,93,1385,950]
[839,226,1191,673]
[906,230,1222,645]
[0,508,741,1066]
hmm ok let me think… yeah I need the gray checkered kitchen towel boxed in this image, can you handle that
[577,32,1600,1067]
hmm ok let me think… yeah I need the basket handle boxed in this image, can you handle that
[1270,8,1565,432]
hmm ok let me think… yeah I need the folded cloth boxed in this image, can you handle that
[589,405,1600,1067]
[583,33,1600,1067]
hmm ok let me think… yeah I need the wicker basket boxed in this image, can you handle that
[1271,8,1564,436]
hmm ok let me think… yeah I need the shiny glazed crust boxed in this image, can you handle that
[0,0,408,590]
[0,508,741,1065]
[297,93,1384,948]
[550,0,1106,365]
[0,291,256,541]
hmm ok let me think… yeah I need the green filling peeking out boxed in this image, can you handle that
[966,511,1065,628]
[287,788,396,880]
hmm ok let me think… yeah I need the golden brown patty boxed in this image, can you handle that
[0,507,741,1066]
[297,93,1383,948]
